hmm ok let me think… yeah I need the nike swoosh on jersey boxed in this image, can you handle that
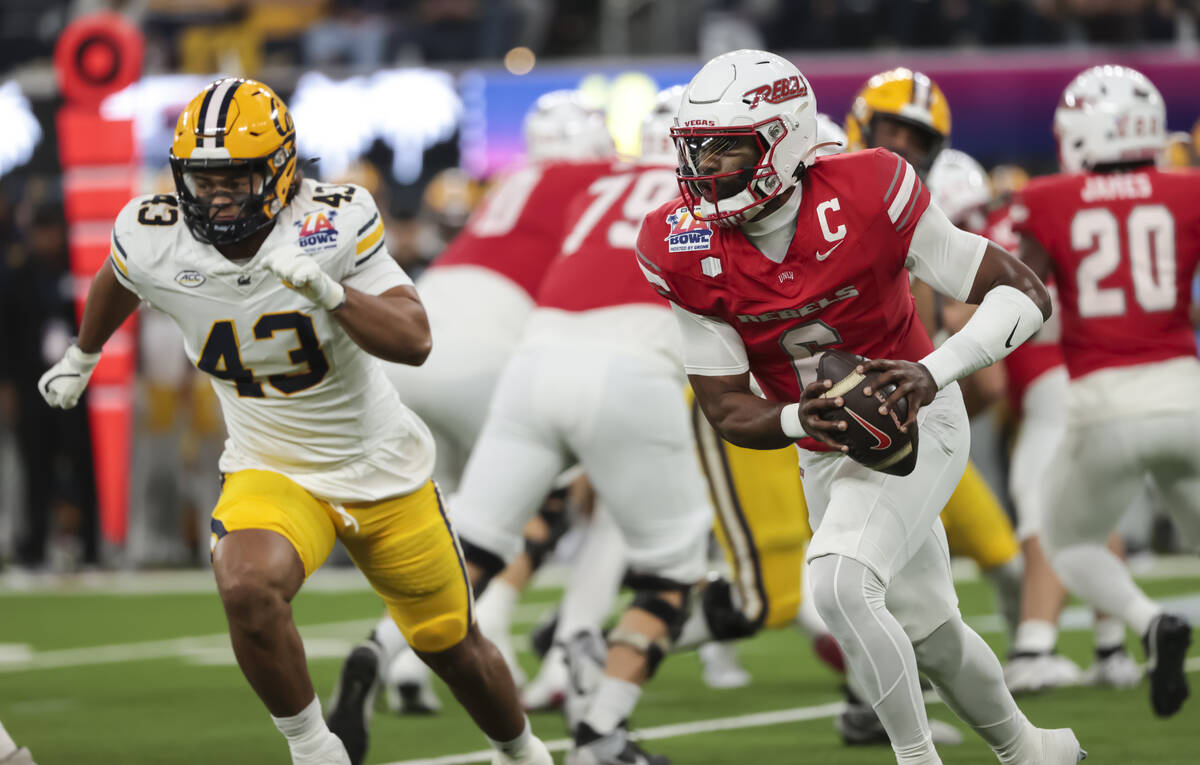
[1005,320,1019,348]
[816,240,845,261]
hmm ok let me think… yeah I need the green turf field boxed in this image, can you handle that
[2,571,1197,764]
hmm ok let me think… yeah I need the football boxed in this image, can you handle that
[816,349,919,476]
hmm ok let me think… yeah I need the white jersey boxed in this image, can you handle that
[109,178,434,502]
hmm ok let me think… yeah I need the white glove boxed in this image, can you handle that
[261,247,346,311]
[38,344,101,409]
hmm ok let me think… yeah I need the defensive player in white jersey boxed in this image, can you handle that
[1015,65,1200,718]
[37,78,551,765]
[639,50,1081,764]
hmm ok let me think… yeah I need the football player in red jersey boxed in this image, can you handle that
[1015,65,1199,718]
[326,91,620,750]
[449,85,714,765]
[638,50,1081,765]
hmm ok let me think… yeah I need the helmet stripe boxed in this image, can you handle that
[200,79,237,148]
[213,81,240,148]
[911,72,932,111]
[195,84,219,149]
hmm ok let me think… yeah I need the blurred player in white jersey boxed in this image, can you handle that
[1015,65,1200,718]
[37,78,551,765]
[328,91,621,724]
[448,84,714,764]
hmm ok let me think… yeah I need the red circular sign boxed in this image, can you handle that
[54,12,144,106]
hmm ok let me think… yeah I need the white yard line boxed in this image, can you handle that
[380,657,1200,765]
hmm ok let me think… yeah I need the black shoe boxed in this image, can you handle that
[327,642,381,765]
[568,722,670,765]
[530,607,560,660]
[835,697,889,746]
[1143,613,1192,717]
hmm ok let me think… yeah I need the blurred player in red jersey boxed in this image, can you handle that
[983,171,1143,694]
[327,92,619,750]
[638,50,1081,765]
[450,84,712,765]
[1015,65,1199,718]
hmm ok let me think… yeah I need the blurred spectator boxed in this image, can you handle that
[303,0,390,69]
[0,199,98,570]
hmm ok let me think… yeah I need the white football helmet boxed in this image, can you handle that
[672,49,818,226]
[928,148,990,230]
[1054,65,1166,172]
[640,85,685,166]
[814,112,847,158]
[524,89,615,161]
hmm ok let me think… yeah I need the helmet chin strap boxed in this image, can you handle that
[698,187,762,228]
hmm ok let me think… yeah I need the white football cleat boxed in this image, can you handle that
[385,647,441,715]
[1005,653,1082,694]
[0,749,37,765]
[699,641,751,689]
[492,735,554,765]
[291,732,353,765]
[522,644,569,711]
[1082,647,1141,689]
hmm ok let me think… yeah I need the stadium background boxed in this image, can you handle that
[2,2,1200,763]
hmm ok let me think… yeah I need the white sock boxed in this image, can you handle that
[912,618,1031,760]
[583,676,642,735]
[476,578,520,639]
[559,506,626,638]
[488,716,533,758]
[983,557,1024,640]
[1012,619,1058,655]
[807,555,936,760]
[271,696,335,758]
[0,719,17,758]
[1093,615,1126,653]
[1052,543,1161,635]
[372,612,409,667]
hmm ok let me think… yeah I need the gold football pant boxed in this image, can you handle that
[211,470,472,652]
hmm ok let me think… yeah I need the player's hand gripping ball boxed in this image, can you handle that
[812,349,921,476]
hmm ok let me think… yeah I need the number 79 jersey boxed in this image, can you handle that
[1013,168,1200,379]
[109,178,434,501]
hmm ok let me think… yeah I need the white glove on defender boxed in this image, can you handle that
[261,247,346,311]
[38,344,101,409]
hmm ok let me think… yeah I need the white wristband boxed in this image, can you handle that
[919,285,1045,389]
[780,402,805,439]
[67,344,102,372]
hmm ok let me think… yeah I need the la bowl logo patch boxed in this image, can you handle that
[294,210,339,250]
[665,207,713,253]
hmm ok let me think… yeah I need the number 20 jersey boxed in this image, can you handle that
[1013,168,1200,380]
[109,178,434,501]
[636,148,935,450]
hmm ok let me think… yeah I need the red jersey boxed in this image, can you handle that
[988,203,1065,409]
[1014,168,1200,379]
[538,164,679,311]
[637,148,935,450]
[434,159,617,298]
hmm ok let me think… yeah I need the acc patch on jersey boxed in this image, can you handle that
[665,206,714,253]
[294,210,339,251]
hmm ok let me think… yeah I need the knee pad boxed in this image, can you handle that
[459,539,506,596]
[700,575,763,641]
[612,584,693,678]
[406,612,470,654]
[523,489,571,570]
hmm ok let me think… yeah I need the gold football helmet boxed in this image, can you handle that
[169,78,298,245]
[845,67,951,171]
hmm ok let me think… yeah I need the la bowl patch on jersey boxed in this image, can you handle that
[665,206,714,253]
[294,210,339,251]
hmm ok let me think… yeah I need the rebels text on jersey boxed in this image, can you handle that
[538,163,679,311]
[434,159,618,298]
[637,148,934,415]
[1013,168,1200,379]
[108,179,433,499]
[988,203,1064,409]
